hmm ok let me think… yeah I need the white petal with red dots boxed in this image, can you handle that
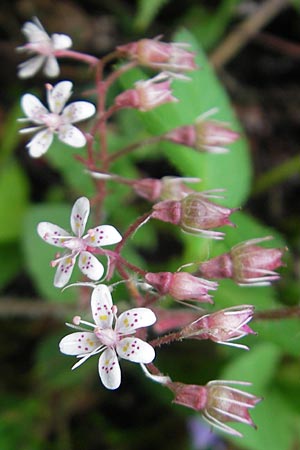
[47,80,73,114]
[116,337,155,363]
[37,222,70,246]
[59,331,99,355]
[54,255,76,288]
[78,251,104,281]
[70,196,90,237]
[85,225,122,247]
[116,308,156,333]
[27,128,54,158]
[21,93,49,123]
[91,284,113,328]
[62,101,96,124]
[58,124,87,148]
[98,347,121,390]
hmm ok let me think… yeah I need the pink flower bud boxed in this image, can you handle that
[145,271,217,303]
[151,193,237,239]
[115,73,178,112]
[165,110,239,153]
[117,39,197,72]
[197,237,285,286]
[132,178,163,202]
[169,382,208,411]
[168,380,261,437]
[181,305,255,349]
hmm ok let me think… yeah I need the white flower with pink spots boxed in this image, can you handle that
[59,285,156,389]
[37,197,122,288]
[17,17,72,79]
[19,80,96,158]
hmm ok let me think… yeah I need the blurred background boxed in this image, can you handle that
[1,0,300,449]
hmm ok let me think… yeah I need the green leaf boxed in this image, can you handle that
[220,343,299,449]
[134,0,170,31]
[253,318,300,357]
[22,203,78,302]
[221,342,281,391]
[230,388,298,450]
[183,1,240,51]
[0,160,29,242]
[46,138,95,198]
[0,243,22,290]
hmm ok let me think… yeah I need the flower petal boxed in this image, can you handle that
[26,128,54,158]
[70,196,90,236]
[44,55,60,78]
[116,307,156,333]
[37,222,70,246]
[22,18,48,43]
[51,33,72,50]
[59,331,99,355]
[78,252,104,281]
[84,225,122,247]
[117,337,155,363]
[98,348,121,390]
[58,124,86,147]
[54,255,76,287]
[62,101,96,124]
[21,93,49,123]
[91,284,113,327]
[47,80,73,114]
[18,55,46,79]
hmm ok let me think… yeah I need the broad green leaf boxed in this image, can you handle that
[228,389,298,450]
[221,342,281,391]
[0,160,29,242]
[46,138,95,198]
[220,344,300,450]
[23,204,78,302]
[253,318,300,357]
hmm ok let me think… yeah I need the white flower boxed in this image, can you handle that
[17,17,72,79]
[59,285,156,389]
[37,197,122,288]
[19,81,96,158]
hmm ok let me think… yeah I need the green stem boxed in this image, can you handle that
[252,154,300,195]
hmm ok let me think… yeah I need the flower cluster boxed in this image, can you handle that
[16,17,286,439]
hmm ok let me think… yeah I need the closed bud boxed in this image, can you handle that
[145,271,217,303]
[117,39,197,72]
[181,305,255,349]
[151,192,237,239]
[165,109,239,153]
[197,236,285,286]
[115,73,178,112]
[168,379,261,437]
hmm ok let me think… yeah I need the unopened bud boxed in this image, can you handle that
[197,237,285,286]
[151,192,237,239]
[145,271,217,303]
[168,379,261,437]
[115,73,178,112]
[181,305,255,349]
[117,39,197,72]
[165,109,239,153]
